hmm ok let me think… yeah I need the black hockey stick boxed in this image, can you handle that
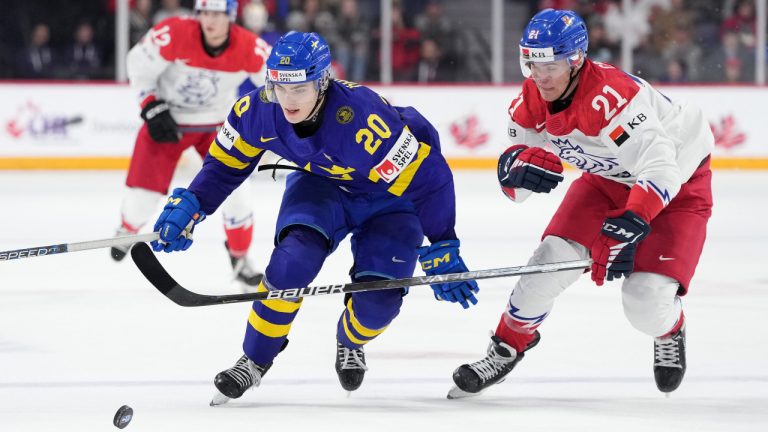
[130,242,591,307]
[0,232,159,261]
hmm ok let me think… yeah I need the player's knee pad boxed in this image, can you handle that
[121,187,164,230]
[348,278,404,329]
[264,225,329,290]
[622,272,682,337]
[513,235,588,302]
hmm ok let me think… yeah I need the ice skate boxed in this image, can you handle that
[448,331,540,399]
[210,355,272,406]
[654,325,686,393]
[335,341,368,392]
[226,241,263,290]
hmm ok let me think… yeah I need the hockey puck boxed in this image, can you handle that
[113,405,133,429]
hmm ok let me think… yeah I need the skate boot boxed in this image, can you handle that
[110,227,135,262]
[211,355,272,406]
[654,325,686,393]
[448,331,540,399]
[335,341,368,392]
[226,241,264,288]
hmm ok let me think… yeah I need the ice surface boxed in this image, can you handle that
[1,170,766,431]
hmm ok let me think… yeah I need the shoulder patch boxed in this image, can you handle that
[336,106,355,124]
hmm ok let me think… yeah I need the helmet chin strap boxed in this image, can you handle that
[303,94,326,123]
[554,64,582,102]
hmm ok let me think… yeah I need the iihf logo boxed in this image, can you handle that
[528,30,540,39]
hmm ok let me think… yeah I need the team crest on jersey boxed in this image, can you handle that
[175,71,220,106]
[336,106,354,124]
[259,88,270,103]
[550,138,620,174]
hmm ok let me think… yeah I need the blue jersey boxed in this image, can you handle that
[189,79,457,242]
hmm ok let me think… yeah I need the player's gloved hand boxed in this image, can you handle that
[152,188,206,253]
[497,145,564,193]
[417,240,479,309]
[141,99,180,143]
[590,209,651,286]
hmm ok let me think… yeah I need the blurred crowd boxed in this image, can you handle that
[0,0,762,83]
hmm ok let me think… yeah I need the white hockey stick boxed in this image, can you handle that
[0,232,160,261]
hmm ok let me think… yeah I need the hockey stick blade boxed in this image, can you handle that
[131,242,592,307]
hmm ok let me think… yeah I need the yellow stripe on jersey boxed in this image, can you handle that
[209,141,251,170]
[341,313,368,345]
[346,301,387,338]
[256,282,302,313]
[233,137,263,159]
[387,142,432,197]
[247,308,293,338]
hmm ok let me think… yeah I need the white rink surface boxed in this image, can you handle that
[1,169,766,432]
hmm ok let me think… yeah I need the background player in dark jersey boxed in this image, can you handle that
[150,31,479,404]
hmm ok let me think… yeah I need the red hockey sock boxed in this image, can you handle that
[495,314,538,353]
[120,218,140,234]
[225,224,253,258]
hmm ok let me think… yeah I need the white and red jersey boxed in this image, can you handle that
[127,17,270,126]
[506,59,713,216]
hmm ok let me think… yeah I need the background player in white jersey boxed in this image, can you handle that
[449,9,714,398]
[111,0,272,288]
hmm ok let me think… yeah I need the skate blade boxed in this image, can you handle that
[446,385,481,400]
[210,391,231,406]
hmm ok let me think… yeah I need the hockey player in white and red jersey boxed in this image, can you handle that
[449,9,713,398]
[111,0,271,288]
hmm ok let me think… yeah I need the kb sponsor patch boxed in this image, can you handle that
[609,125,630,146]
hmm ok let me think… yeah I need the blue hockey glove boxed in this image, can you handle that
[417,240,479,309]
[497,145,564,193]
[590,209,651,286]
[151,188,206,253]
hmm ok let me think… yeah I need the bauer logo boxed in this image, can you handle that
[267,69,307,83]
[372,128,418,183]
[216,120,239,150]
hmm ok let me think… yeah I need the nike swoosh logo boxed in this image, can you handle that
[260,136,278,143]
[392,257,406,263]
[535,121,546,129]
[659,255,675,261]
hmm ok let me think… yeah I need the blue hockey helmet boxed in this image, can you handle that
[519,9,588,77]
[265,31,332,102]
[195,0,238,22]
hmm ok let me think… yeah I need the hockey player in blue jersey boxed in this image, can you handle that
[150,31,479,403]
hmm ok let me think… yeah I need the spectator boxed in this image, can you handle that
[660,58,687,83]
[334,0,369,82]
[587,17,618,64]
[153,0,192,25]
[414,0,453,50]
[416,38,454,83]
[130,0,153,46]
[721,0,756,49]
[16,23,56,79]
[64,22,103,79]
[374,3,421,82]
[662,27,702,81]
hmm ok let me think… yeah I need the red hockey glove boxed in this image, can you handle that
[591,209,651,286]
[497,145,564,194]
